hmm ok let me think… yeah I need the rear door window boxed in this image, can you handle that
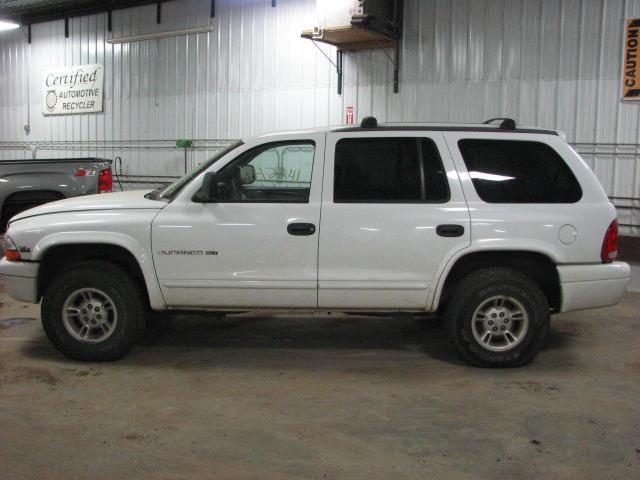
[457,139,582,203]
[333,138,450,203]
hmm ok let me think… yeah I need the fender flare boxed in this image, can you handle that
[428,242,562,311]
[32,231,166,310]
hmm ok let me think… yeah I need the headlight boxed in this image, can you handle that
[2,235,21,261]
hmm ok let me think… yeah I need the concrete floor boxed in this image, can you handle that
[0,280,639,479]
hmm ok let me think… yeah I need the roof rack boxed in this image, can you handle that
[331,117,558,135]
[483,118,517,130]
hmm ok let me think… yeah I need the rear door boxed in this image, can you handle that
[318,131,471,310]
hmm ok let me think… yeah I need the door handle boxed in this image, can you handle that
[436,224,465,237]
[287,223,316,236]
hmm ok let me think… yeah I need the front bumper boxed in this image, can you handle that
[0,258,39,303]
[558,261,630,313]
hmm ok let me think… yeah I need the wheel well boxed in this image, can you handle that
[37,244,150,306]
[1,190,65,232]
[439,251,561,312]
[4,190,65,204]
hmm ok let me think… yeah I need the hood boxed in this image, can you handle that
[10,190,165,223]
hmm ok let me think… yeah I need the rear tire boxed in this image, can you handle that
[445,267,549,368]
[42,260,146,361]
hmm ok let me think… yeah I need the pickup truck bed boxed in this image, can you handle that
[0,158,112,232]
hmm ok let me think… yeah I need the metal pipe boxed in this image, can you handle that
[106,26,214,44]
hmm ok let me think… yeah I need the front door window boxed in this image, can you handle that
[215,141,315,203]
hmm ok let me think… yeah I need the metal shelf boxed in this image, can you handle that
[301,25,400,95]
[301,25,397,51]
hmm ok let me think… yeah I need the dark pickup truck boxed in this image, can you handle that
[0,158,113,231]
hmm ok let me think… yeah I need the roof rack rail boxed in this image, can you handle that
[483,118,516,130]
[361,116,378,128]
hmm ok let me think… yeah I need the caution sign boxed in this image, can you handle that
[623,19,640,100]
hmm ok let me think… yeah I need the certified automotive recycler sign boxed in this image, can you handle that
[42,64,104,115]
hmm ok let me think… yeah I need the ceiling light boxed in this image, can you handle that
[0,20,20,31]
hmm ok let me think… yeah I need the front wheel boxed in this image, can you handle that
[445,267,550,368]
[42,260,146,361]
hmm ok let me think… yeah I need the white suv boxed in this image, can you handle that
[0,117,630,367]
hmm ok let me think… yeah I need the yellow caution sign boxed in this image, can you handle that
[623,19,640,100]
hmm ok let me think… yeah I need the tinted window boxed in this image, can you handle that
[421,139,450,202]
[334,138,449,203]
[458,140,582,203]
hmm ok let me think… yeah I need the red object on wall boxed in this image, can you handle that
[346,106,354,125]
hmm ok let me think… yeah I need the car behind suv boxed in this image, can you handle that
[0,157,113,232]
[0,117,630,367]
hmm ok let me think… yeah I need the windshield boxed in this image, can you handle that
[152,141,244,201]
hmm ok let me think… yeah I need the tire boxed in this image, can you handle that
[41,260,147,361]
[445,267,550,368]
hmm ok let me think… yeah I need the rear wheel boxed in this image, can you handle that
[1,191,64,232]
[445,267,550,368]
[42,260,146,361]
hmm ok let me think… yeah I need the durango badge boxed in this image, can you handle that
[157,250,218,256]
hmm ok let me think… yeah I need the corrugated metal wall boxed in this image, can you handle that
[0,0,639,233]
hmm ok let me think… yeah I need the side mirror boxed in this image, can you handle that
[193,171,219,202]
[240,165,256,185]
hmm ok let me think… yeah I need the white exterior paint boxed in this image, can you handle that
[152,131,326,308]
[443,132,615,265]
[0,124,630,315]
[0,0,639,233]
[7,190,166,309]
[317,130,471,309]
[558,262,631,312]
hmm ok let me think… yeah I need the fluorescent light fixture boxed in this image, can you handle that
[106,25,213,44]
[0,20,20,31]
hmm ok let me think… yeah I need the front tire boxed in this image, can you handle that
[42,260,146,361]
[445,267,550,368]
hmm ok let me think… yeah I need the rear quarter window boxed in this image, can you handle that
[457,139,582,203]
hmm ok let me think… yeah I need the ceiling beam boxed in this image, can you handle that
[0,0,175,26]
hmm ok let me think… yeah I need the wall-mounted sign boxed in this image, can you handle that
[42,64,104,115]
[345,105,354,124]
[623,19,640,100]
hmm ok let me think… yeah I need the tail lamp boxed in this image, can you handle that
[600,219,619,263]
[98,167,113,193]
[75,167,112,193]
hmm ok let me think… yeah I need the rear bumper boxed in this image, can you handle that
[0,258,39,303]
[558,262,630,313]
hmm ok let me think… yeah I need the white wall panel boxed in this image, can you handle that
[0,0,639,233]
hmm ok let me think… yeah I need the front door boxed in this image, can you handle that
[318,131,471,309]
[152,135,323,308]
